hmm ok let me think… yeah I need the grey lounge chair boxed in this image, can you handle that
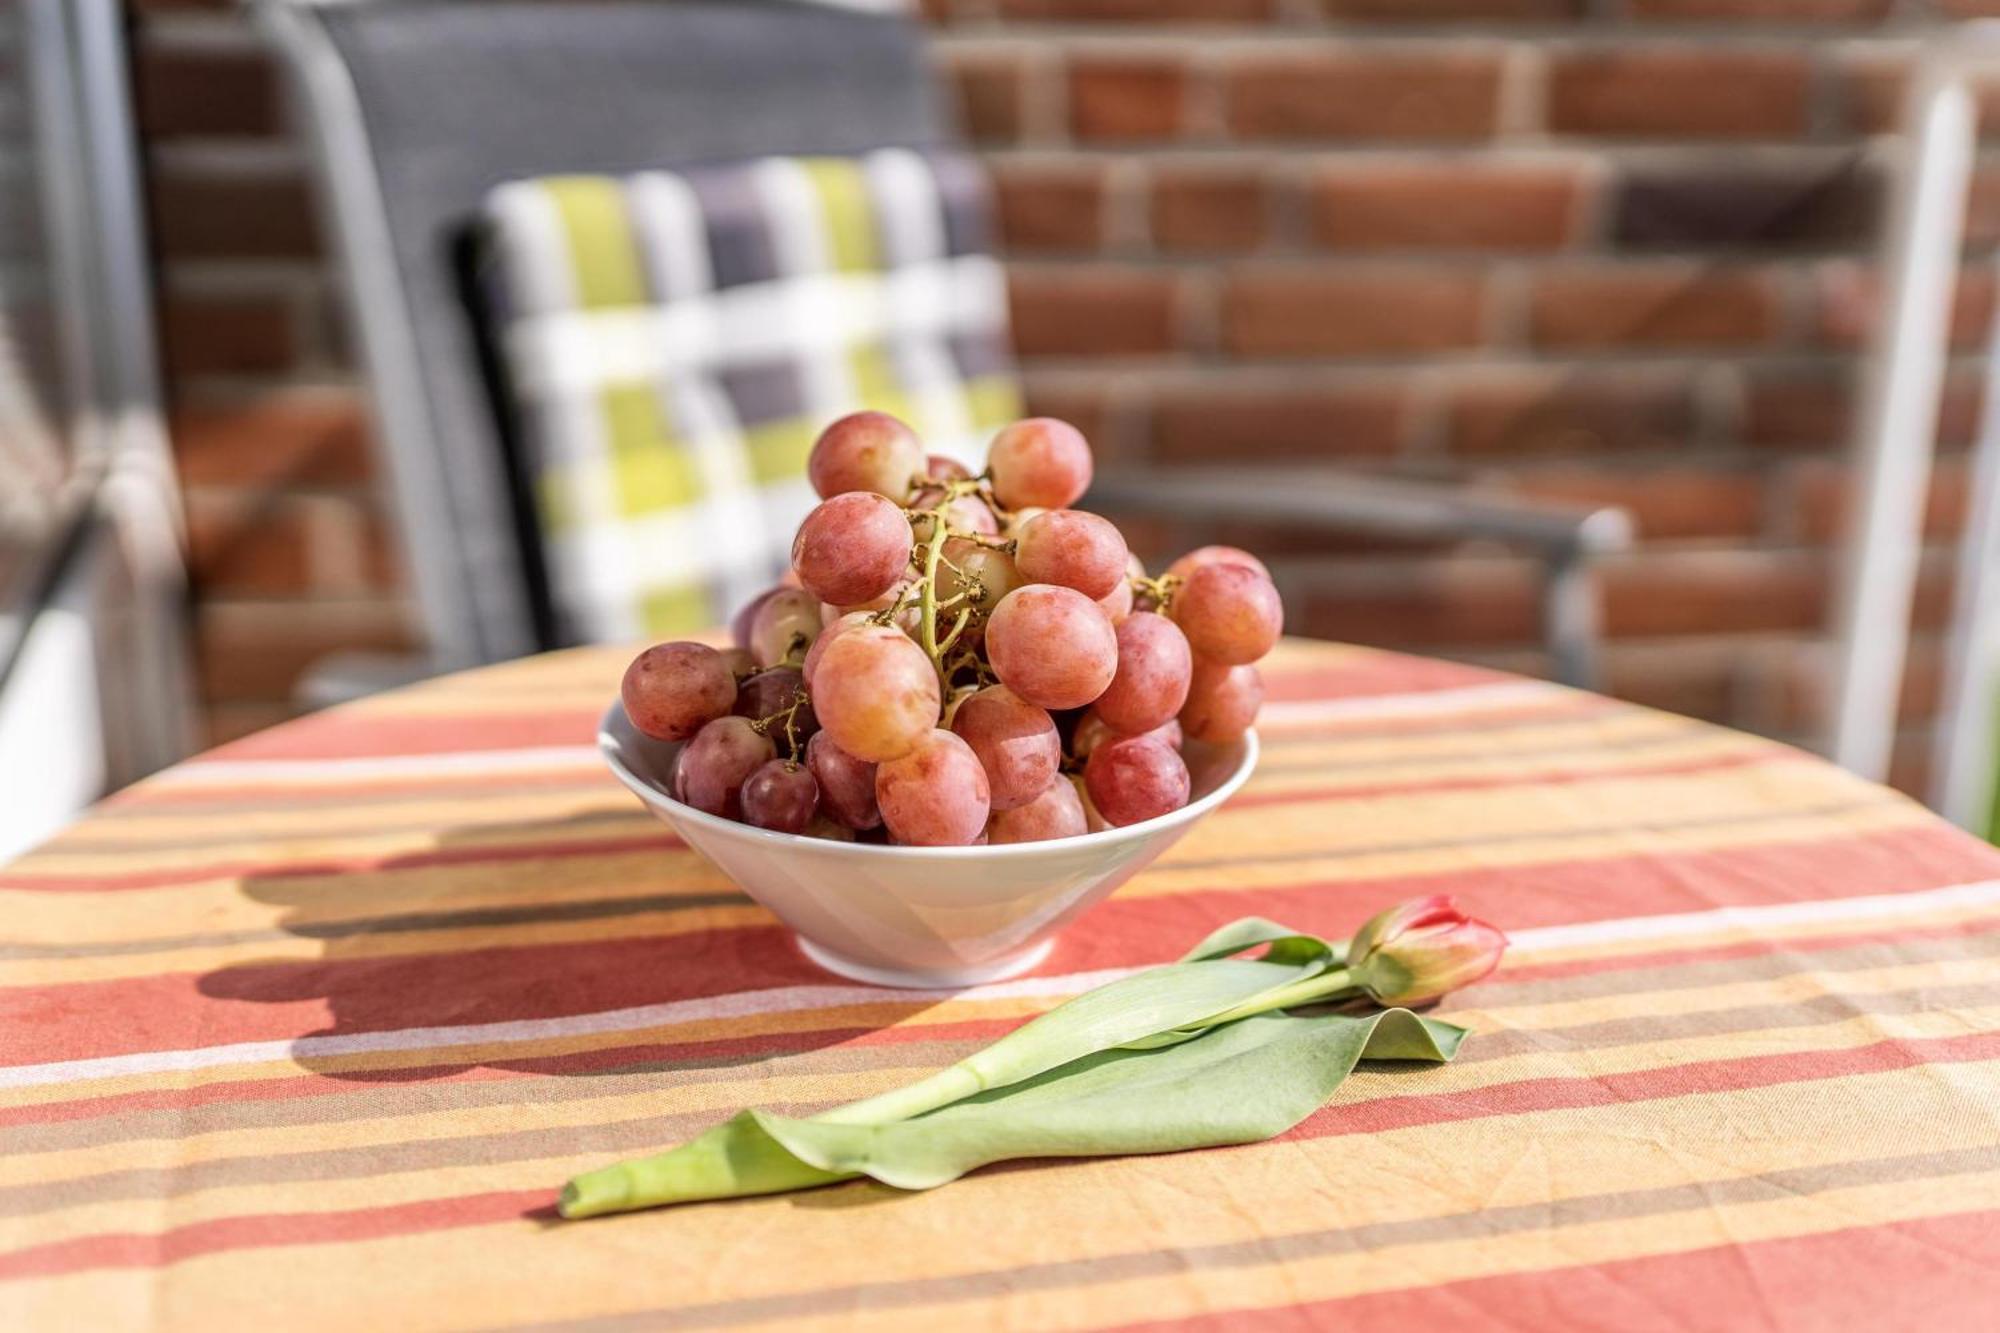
[254,0,1631,689]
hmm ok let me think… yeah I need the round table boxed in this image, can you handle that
[5,640,2000,1331]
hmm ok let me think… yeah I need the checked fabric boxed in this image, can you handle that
[483,148,1022,644]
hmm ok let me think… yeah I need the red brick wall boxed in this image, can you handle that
[128,0,2000,790]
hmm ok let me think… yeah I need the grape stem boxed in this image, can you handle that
[1130,572,1182,613]
[750,689,810,759]
[910,478,1012,691]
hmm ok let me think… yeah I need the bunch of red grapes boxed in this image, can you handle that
[620,412,1283,846]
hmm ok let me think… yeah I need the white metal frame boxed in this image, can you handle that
[1829,21,2000,829]
[0,0,192,783]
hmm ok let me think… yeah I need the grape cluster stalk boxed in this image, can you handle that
[620,411,1284,846]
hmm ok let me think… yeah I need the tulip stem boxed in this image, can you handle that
[1199,967,1357,1028]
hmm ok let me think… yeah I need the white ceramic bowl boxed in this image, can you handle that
[599,704,1258,989]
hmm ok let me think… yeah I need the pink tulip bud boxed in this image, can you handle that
[1347,895,1507,1005]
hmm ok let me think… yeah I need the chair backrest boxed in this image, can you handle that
[255,0,955,668]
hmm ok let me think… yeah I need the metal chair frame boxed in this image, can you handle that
[1828,21,2000,829]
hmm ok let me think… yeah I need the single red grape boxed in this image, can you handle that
[811,623,940,761]
[792,491,914,607]
[806,730,882,830]
[985,584,1117,711]
[1172,562,1283,665]
[807,411,924,501]
[987,418,1092,510]
[677,716,776,819]
[1180,659,1262,744]
[986,775,1088,844]
[621,641,736,742]
[950,685,1060,811]
[748,588,822,668]
[876,729,991,845]
[1084,734,1190,827]
[1165,545,1271,583]
[1095,612,1193,736]
[741,759,820,833]
[1013,509,1128,600]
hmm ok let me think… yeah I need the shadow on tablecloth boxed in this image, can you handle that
[193,808,947,1086]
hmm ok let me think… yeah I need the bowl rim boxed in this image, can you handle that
[597,701,1259,860]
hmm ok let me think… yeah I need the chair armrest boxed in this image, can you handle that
[1085,467,1634,562]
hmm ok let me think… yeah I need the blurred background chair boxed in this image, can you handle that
[256,0,1631,700]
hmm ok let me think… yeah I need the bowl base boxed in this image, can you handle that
[796,935,1055,990]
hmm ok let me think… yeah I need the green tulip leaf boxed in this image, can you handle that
[756,1008,1464,1192]
[557,920,1472,1220]
[825,955,1322,1124]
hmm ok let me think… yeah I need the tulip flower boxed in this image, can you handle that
[1346,895,1507,1006]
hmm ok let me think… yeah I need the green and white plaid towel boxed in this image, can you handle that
[483,148,1022,642]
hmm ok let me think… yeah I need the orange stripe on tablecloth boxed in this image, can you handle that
[197,711,603,762]
[1112,1206,2000,1333]
[6,819,1993,1070]
[7,1030,1998,1282]
[103,768,617,810]
[0,1188,551,1282]
[1257,653,1507,702]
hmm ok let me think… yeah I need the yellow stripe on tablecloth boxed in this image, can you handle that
[6,1059,1997,1332]
[8,949,1994,1196]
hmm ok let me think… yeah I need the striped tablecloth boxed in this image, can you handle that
[5,640,2000,1330]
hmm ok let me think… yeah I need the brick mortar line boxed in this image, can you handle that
[970,143,1924,166]
[931,24,1943,43]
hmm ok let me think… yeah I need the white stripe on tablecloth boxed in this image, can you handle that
[7,878,1996,1091]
